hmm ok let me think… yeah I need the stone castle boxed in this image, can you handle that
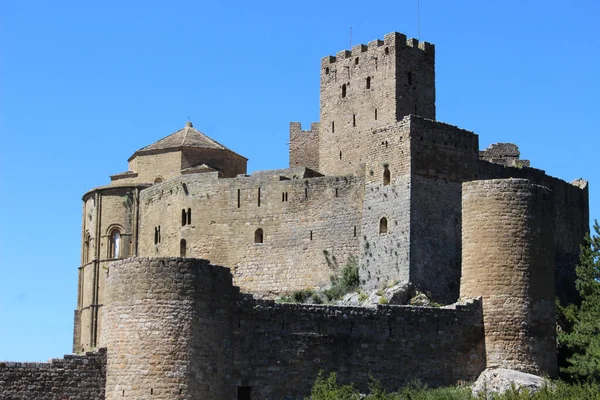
[0,31,590,400]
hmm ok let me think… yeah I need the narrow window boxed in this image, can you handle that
[187,208,191,225]
[154,227,159,245]
[384,47,389,55]
[180,239,187,257]
[285,192,288,202]
[353,226,357,237]
[374,108,378,120]
[254,228,263,244]
[237,189,241,208]
[109,229,120,259]
[407,71,413,85]
[385,141,388,148]
[310,231,313,240]
[339,151,342,160]
[282,192,285,202]
[355,57,359,65]
[335,188,339,197]
[84,233,91,263]
[305,187,308,199]
[325,67,330,75]
[181,209,187,226]
[353,114,356,127]
[332,121,335,133]
[257,187,261,207]
[383,166,391,186]
[341,84,347,98]
[379,217,388,234]
[366,77,371,89]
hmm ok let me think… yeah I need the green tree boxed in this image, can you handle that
[559,220,600,382]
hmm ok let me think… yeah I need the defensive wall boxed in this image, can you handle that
[0,349,106,400]
[99,257,486,399]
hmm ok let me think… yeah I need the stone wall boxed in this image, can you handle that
[0,349,106,400]
[233,297,485,399]
[99,257,486,400]
[289,122,320,171]
[360,120,412,289]
[461,179,557,377]
[318,32,435,176]
[408,116,479,303]
[137,170,364,296]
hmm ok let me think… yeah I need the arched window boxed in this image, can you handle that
[181,209,187,226]
[180,239,187,257]
[254,228,264,244]
[341,84,347,98]
[83,233,91,263]
[109,229,121,259]
[154,177,163,184]
[187,208,191,225]
[383,166,391,186]
[366,77,371,89]
[379,217,388,235]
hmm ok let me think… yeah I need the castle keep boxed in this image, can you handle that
[0,32,589,399]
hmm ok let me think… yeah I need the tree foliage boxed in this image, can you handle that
[559,220,600,383]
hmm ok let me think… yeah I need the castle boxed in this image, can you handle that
[0,32,589,400]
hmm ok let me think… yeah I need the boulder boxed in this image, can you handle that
[384,282,414,305]
[472,368,548,398]
[409,292,431,307]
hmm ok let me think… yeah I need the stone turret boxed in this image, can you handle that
[461,179,557,377]
[101,257,235,399]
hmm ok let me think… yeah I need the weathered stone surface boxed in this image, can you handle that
[0,349,106,400]
[461,179,557,377]
[472,368,548,398]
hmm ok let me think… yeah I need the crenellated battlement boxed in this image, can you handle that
[321,31,434,66]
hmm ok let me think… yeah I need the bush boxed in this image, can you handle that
[307,372,600,400]
[324,258,360,301]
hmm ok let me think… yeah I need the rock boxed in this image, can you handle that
[366,291,384,307]
[472,368,548,398]
[337,292,360,306]
[409,292,431,307]
[384,282,413,305]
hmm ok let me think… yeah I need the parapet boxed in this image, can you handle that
[321,31,434,67]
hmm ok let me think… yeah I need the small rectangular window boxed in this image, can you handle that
[237,189,240,208]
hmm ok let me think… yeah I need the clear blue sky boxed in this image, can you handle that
[1,0,598,361]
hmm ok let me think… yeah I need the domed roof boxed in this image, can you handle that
[128,121,243,161]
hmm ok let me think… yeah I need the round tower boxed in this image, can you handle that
[101,257,235,399]
[461,179,556,377]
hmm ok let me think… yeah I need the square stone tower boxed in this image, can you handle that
[318,32,435,176]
